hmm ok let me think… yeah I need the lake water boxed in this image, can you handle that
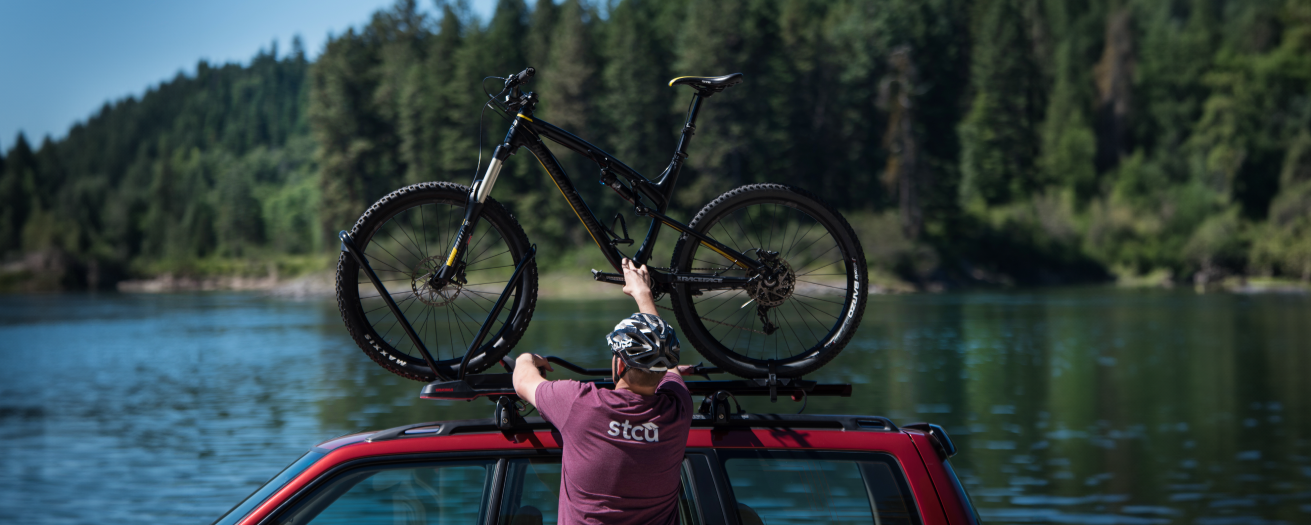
[0,289,1308,524]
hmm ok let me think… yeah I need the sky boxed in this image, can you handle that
[0,0,496,153]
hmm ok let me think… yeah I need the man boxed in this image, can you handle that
[513,258,694,525]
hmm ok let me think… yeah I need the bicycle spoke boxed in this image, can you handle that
[468,248,511,268]
[768,204,777,252]
[790,244,841,272]
[796,279,848,291]
[796,258,842,277]
[695,290,748,318]
[795,298,841,320]
[363,253,409,275]
[419,202,430,260]
[789,230,833,260]
[374,294,418,347]
[383,228,426,267]
[466,224,494,263]
[395,211,428,262]
[466,263,516,272]
[789,301,822,344]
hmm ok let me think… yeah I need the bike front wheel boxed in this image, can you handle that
[669,184,867,378]
[336,182,538,381]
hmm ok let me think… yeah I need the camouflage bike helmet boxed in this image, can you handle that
[606,313,680,372]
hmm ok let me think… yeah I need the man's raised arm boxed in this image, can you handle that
[621,258,658,315]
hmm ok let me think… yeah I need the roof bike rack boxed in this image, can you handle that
[341,230,538,382]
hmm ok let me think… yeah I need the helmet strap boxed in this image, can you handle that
[612,354,635,386]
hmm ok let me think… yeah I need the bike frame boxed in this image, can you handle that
[435,92,764,292]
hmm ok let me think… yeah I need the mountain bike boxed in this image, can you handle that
[335,67,867,381]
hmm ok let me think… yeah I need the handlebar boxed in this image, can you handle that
[504,67,535,90]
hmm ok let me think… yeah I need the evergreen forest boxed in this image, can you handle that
[3,0,1310,291]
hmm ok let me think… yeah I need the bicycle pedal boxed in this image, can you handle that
[591,269,626,285]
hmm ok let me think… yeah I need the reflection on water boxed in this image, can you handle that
[0,290,1308,524]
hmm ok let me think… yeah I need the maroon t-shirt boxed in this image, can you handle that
[534,373,693,525]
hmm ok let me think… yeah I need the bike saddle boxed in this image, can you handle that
[669,73,744,96]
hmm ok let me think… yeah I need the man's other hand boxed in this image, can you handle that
[675,365,696,376]
[513,353,553,405]
[517,352,553,374]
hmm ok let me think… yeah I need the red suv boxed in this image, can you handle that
[213,393,982,525]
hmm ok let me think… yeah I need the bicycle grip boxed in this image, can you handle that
[506,67,535,89]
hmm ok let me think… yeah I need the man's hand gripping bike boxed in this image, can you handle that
[336,67,867,381]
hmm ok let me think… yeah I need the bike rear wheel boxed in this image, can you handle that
[670,184,867,378]
[336,182,537,381]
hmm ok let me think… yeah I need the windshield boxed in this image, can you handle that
[210,448,328,525]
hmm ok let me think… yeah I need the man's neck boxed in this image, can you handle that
[615,378,658,396]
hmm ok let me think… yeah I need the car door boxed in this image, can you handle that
[689,449,927,525]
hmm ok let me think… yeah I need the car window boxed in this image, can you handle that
[498,457,703,525]
[212,449,327,525]
[270,459,495,525]
[498,459,562,525]
[720,451,920,525]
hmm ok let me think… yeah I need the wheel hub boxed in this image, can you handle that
[746,251,796,307]
[412,255,462,307]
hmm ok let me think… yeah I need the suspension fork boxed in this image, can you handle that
[430,130,521,286]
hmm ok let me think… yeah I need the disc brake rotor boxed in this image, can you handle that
[412,255,462,307]
[745,252,796,307]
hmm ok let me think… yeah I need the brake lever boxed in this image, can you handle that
[690,362,714,381]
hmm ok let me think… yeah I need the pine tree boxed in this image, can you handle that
[0,134,35,255]
[525,0,557,73]
[599,0,677,178]
[540,0,595,134]
[1037,0,1101,204]
[959,0,1045,206]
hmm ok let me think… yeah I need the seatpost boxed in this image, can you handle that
[656,94,705,197]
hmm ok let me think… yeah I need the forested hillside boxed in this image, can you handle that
[2,0,1309,291]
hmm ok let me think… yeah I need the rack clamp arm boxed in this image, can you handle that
[494,396,527,431]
